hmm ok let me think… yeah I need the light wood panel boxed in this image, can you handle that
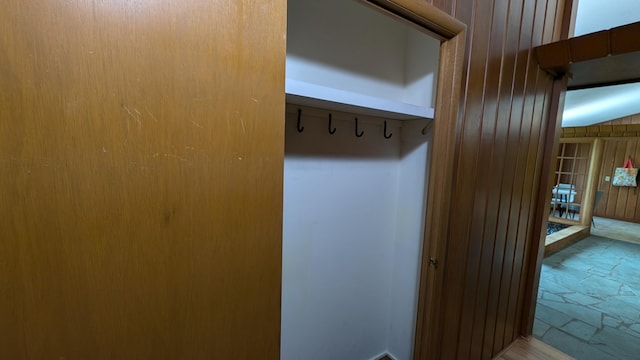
[364,0,464,39]
[595,139,640,223]
[0,1,285,358]
[599,113,640,126]
[493,337,574,360]
[560,136,640,231]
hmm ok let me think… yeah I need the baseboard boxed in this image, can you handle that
[371,352,396,360]
[544,225,589,256]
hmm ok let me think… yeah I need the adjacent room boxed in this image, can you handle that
[534,1,640,358]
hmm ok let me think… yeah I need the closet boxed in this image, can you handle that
[281,0,441,359]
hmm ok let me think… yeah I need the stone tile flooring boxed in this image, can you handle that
[534,235,640,359]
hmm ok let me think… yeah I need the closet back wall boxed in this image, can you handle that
[281,106,430,360]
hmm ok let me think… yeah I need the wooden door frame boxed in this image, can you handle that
[358,1,466,358]
[522,0,577,338]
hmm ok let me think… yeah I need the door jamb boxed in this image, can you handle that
[359,1,466,358]
[522,0,577,338]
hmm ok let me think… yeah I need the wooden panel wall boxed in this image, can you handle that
[561,123,640,223]
[599,113,640,125]
[596,139,640,222]
[0,1,285,359]
[425,0,567,358]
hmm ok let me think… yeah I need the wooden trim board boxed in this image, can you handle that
[493,336,575,360]
[360,1,466,359]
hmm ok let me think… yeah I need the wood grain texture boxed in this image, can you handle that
[598,113,640,125]
[577,139,603,227]
[0,1,285,358]
[595,139,640,223]
[415,20,467,360]
[363,0,465,39]
[493,337,574,360]
[519,0,577,341]
[535,21,640,89]
[430,0,568,358]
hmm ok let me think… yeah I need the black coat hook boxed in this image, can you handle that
[297,108,304,133]
[383,120,392,139]
[355,117,364,137]
[328,113,336,134]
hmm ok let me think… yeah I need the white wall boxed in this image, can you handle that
[287,0,406,103]
[403,30,439,109]
[281,106,429,360]
[574,0,640,37]
[286,0,440,111]
[387,121,431,360]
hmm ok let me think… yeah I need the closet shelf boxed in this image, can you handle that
[286,79,435,121]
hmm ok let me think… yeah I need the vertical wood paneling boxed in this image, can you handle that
[465,0,509,356]
[434,0,566,358]
[595,139,640,223]
[440,0,489,355]
[486,0,528,353]
[516,0,569,342]
[430,0,455,14]
[636,172,640,220]
[600,113,640,125]
[470,0,513,357]
[602,140,619,214]
[0,1,285,358]
[510,0,561,353]
[496,0,538,350]
[613,141,628,217]
[625,141,640,218]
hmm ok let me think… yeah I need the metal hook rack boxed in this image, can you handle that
[291,106,428,140]
[328,114,336,135]
[297,108,304,133]
[383,120,392,139]
[355,117,364,137]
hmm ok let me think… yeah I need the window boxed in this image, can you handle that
[550,141,592,221]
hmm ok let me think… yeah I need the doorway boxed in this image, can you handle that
[281,1,466,359]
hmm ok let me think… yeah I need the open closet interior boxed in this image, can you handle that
[281,0,441,359]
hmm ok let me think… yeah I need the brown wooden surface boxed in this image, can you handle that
[493,337,575,360]
[579,139,604,227]
[428,0,567,358]
[544,225,589,256]
[0,1,285,358]
[520,0,576,342]
[535,21,640,89]
[597,113,640,126]
[595,139,640,223]
[1,0,576,359]
[364,0,465,39]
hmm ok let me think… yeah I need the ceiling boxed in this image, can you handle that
[562,0,640,127]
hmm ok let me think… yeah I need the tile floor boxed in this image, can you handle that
[534,234,640,359]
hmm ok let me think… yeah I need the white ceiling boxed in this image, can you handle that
[562,0,640,127]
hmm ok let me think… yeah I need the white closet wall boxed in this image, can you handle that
[387,120,432,360]
[282,108,431,360]
[282,0,440,358]
[286,0,440,119]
